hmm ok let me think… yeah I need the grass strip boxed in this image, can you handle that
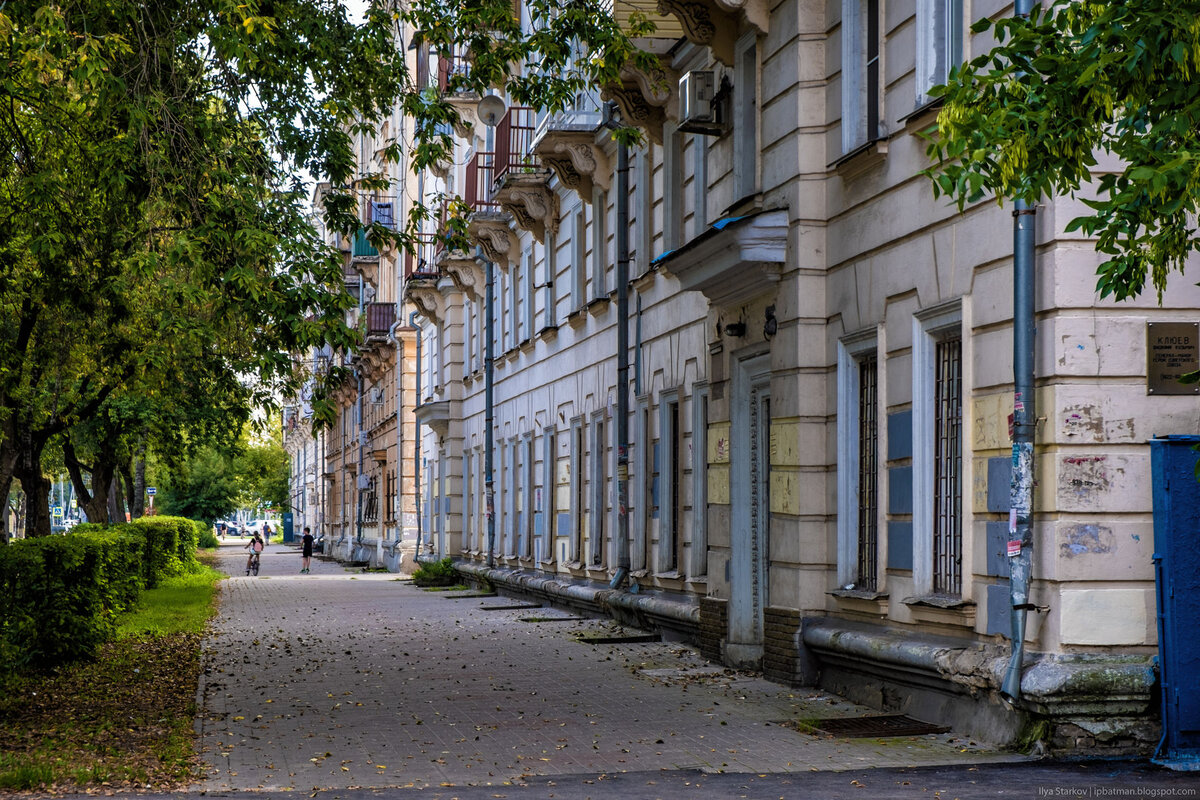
[0,562,223,793]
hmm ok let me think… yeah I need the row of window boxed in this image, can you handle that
[453,391,710,580]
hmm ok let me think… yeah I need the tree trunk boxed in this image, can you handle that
[12,426,51,537]
[122,459,140,520]
[64,438,115,525]
[108,475,124,523]
[132,445,146,519]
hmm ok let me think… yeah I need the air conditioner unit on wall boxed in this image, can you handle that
[678,70,723,135]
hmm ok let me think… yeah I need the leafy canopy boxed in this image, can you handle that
[925,0,1200,301]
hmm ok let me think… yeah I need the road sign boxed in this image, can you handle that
[53,506,63,517]
[147,487,157,495]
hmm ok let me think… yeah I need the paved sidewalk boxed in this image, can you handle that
[197,541,1026,793]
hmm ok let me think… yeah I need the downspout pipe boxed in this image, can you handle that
[390,315,406,555]
[1002,0,1040,703]
[485,254,496,568]
[355,274,366,545]
[413,310,423,559]
[607,110,631,591]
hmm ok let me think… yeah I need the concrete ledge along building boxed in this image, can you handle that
[283,0,1200,755]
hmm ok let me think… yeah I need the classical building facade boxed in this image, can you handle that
[301,0,1192,752]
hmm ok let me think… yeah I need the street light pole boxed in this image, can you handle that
[478,94,505,569]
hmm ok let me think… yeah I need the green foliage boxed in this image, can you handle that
[411,556,461,587]
[198,528,220,549]
[0,516,202,669]
[925,0,1200,302]
[0,530,145,670]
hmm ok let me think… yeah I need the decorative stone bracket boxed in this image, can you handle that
[601,61,678,146]
[447,93,483,141]
[357,345,394,387]
[467,211,517,267]
[656,0,767,65]
[414,399,455,442]
[438,249,486,301]
[534,130,611,201]
[348,257,379,291]
[494,171,558,244]
[404,274,446,325]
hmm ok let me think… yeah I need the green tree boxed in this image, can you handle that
[0,0,405,536]
[158,446,241,523]
[925,0,1200,302]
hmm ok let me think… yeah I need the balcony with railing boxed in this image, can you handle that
[492,105,557,244]
[404,233,442,280]
[366,302,395,339]
[532,107,610,201]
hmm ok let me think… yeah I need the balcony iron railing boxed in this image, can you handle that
[404,234,442,279]
[353,229,378,258]
[366,302,395,338]
[494,105,537,183]
[465,150,498,213]
[436,53,471,93]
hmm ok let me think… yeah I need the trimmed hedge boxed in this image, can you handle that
[0,516,204,671]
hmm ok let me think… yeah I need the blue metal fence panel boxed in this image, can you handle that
[1151,435,1200,767]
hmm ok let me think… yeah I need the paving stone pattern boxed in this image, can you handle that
[198,540,1024,792]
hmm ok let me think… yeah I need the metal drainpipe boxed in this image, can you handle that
[609,125,631,591]
[1001,0,1039,704]
[413,311,423,559]
[485,254,496,568]
[356,274,366,546]
[390,316,404,554]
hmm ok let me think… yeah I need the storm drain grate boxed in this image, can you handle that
[809,714,950,738]
[443,592,498,599]
[480,603,543,611]
[577,633,661,645]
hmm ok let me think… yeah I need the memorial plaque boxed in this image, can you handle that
[1147,322,1200,394]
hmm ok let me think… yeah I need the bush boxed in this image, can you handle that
[411,557,460,587]
[197,528,219,549]
[0,530,145,671]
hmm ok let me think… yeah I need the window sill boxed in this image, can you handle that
[631,267,657,293]
[586,296,610,316]
[900,97,943,134]
[537,324,559,343]
[503,346,520,363]
[831,138,888,180]
[653,569,685,581]
[565,308,587,329]
[830,588,889,617]
[519,337,535,354]
[902,593,976,628]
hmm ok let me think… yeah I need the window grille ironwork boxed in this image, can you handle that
[857,353,879,590]
[933,335,962,595]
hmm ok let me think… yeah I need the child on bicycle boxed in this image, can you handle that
[244,531,265,574]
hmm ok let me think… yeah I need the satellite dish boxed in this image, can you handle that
[477,94,507,127]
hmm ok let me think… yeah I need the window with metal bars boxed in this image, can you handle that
[856,354,879,590]
[932,335,963,595]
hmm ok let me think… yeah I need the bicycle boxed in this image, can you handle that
[246,550,260,576]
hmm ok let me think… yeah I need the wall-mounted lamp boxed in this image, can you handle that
[764,306,777,338]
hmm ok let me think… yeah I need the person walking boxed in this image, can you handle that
[300,526,314,574]
[262,522,271,543]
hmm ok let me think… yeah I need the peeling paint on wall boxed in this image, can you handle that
[1059,455,1110,501]
[1061,404,1136,442]
[1059,523,1115,557]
